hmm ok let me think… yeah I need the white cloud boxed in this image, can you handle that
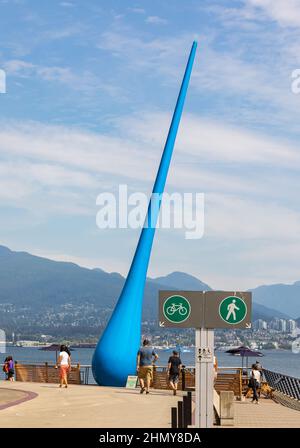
[246,0,300,27]
[17,247,130,275]
[0,114,300,243]
[1,114,300,289]
[117,112,300,169]
[129,7,145,14]
[60,1,74,7]
[145,16,168,25]
[4,59,34,75]
[97,31,300,129]
[42,27,80,40]
[206,193,300,241]
[3,59,123,96]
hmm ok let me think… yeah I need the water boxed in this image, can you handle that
[1,347,299,381]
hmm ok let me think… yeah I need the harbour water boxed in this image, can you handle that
[1,346,299,380]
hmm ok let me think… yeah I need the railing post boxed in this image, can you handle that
[183,395,188,427]
[15,360,18,381]
[181,366,186,391]
[45,362,48,383]
[177,401,183,428]
[171,407,177,428]
[187,391,192,426]
[77,363,80,384]
[239,368,242,398]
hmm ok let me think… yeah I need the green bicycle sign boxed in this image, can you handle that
[219,296,247,324]
[163,295,191,323]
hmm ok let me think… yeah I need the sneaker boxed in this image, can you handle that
[173,390,177,396]
[146,391,150,394]
[140,387,145,394]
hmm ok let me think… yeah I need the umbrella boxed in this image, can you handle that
[225,345,264,373]
[38,344,74,362]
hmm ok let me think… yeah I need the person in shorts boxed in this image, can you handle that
[56,345,71,388]
[136,339,158,394]
[167,350,182,395]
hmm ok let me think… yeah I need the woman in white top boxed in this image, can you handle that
[56,345,71,388]
[249,364,261,404]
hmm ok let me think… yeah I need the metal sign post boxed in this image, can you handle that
[158,290,252,428]
[195,328,214,428]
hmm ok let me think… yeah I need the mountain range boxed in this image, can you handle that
[0,245,297,323]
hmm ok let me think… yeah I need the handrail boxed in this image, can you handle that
[263,369,300,401]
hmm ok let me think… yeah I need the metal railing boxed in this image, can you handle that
[263,369,300,401]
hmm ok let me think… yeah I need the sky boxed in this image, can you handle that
[1,0,300,290]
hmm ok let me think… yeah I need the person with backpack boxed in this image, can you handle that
[249,363,261,404]
[2,356,14,381]
[2,357,9,380]
[167,350,182,396]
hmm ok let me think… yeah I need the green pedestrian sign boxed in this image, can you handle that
[219,296,247,324]
[163,295,191,323]
[159,291,252,328]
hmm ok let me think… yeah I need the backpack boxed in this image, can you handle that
[248,370,258,388]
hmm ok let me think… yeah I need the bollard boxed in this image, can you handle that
[187,391,192,426]
[219,391,234,426]
[171,407,177,428]
[183,395,189,427]
[177,401,183,428]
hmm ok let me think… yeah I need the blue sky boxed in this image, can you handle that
[1,0,300,289]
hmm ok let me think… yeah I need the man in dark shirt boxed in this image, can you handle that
[137,339,158,394]
[167,350,182,395]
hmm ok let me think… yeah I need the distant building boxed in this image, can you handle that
[279,319,287,332]
[254,319,268,331]
[287,319,296,333]
[269,317,279,331]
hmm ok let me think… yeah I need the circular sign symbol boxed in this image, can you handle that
[219,296,247,325]
[163,295,191,323]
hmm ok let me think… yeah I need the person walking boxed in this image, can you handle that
[167,350,182,395]
[249,364,261,404]
[2,357,9,380]
[255,360,263,394]
[136,339,158,395]
[3,356,15,382]
[56,345,71,388]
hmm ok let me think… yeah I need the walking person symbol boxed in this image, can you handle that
[219,295,248,325]
[226,299,240,321]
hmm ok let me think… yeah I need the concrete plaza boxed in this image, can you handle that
[1,381,300,428]
[0,381,178,428]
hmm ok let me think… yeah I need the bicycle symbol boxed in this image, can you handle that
[166,303,188,316]
[163,295,191,323]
